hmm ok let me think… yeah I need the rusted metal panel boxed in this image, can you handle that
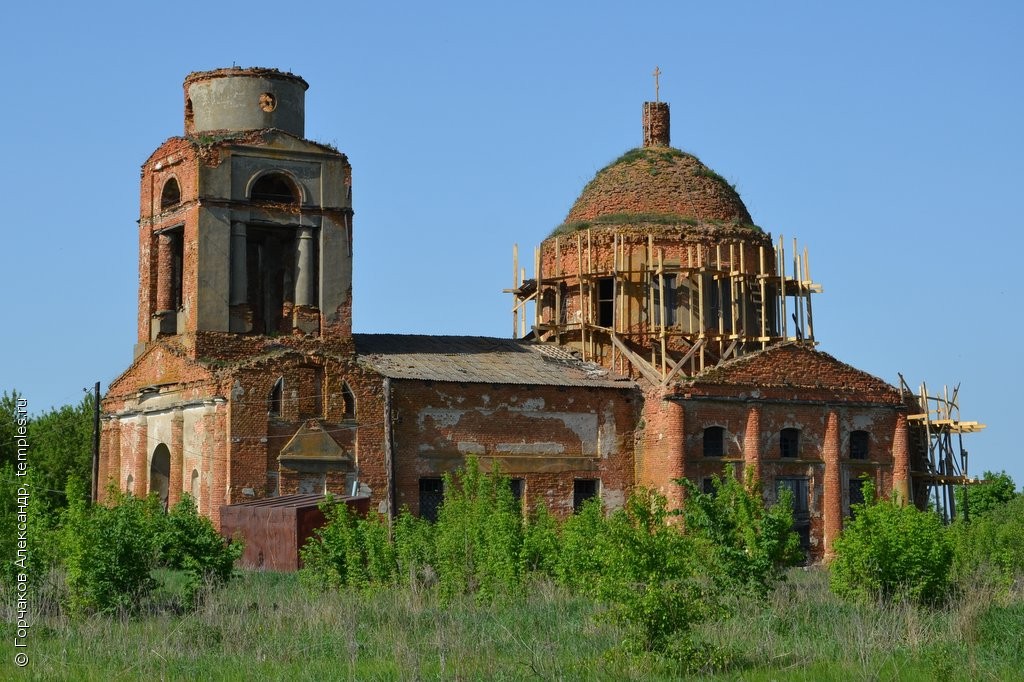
[220,494,369,572]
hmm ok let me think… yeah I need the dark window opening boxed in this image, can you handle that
[558,282,569,325]
[707,276,734,333]
[849,476,866,518]
[701,477,717,496]
[161,178,181,209]
[245,225,296,335]
[850,430,869,460]
[508,478,525,508]
[342,382,356,419]
[268,377,283,416]
[703,426,725,457]
[169,230,184,310]
[150,444,171,511]
[251,173,298,204]
[419,478,444,523]
[776,477,811,553]
[573,479,599,513]
[597,277,614,328]
[652,274,677,327]
[780,428,800,458]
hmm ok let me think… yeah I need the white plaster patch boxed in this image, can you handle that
[458,442,486,455]
[517,398,546,411]
[496,442,565,455]
[417,407,465,428]
[603,488,625,511]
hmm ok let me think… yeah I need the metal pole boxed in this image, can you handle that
[91,381,100,503]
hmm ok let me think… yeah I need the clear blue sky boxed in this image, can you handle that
[1,2,1020,487]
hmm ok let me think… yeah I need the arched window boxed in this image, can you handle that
[150,444,171,509]
[703,426,725,457]
[780,428,800,458]
[342,382,356,419]
[268,377,283,416]
[251,173,297,204]
[849,430,870,460]
[190,469,200,501]
[126,474,134,495]
[160,177,181,209]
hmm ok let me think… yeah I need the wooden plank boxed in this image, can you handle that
[661,339,704,387]
[609,333,663,385]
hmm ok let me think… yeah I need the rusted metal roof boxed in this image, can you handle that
[354,334,634,388]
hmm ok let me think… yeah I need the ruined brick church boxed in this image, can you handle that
[99,67,916,561]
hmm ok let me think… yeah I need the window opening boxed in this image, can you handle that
[849,430,869,460]
[573,479,600,513]
[509,478,525,508]
[342,382,355,419]
[703,426,725,457]
[652,273,677,327]
[780,428,800,458]
[596,277,614,328]
[419,478,444,522]
[776,477,811,552]
[245,225,297,334]
[251,173,297,204]
[268,377,283,416]
[161,178,181,209]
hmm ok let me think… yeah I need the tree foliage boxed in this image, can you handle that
[679,467,803,597]
[955,471,1018,520]
[830,480,954,604]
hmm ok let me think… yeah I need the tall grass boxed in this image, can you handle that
[8,567,1023,680]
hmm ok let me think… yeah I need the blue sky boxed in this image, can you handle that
[1,1,1021,486]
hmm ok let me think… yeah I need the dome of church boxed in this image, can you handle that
[556,102,755,234]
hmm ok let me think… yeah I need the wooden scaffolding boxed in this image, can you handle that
[900,375,986,521]
[506,230,822,383]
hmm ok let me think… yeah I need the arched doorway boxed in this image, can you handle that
[150,444,171,510]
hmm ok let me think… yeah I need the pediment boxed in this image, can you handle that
[278,419,353,463]
[107,342,214,396]
[685,343,902,404]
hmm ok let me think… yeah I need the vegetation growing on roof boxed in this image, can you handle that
[549,213,762,238]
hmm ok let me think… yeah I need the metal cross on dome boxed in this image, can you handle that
[652,66,661,102]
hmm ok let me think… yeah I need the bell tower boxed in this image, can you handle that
[136,67,353,359]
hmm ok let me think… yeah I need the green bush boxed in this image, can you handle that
[519,501,560,577]
[830,481,953,604]
[679,467,803,597]
[299,496,395,590]
[951,494,1024,588]
[955,471,1018,520]
[158,495,242,600]
[393,508,435,586]
[555,497,607,594]
[60,481,164,615]
[596,488,713,655]
[433,459,524,601]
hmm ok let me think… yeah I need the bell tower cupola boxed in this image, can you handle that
[136,67,353,359]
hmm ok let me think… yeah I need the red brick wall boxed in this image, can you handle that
[389,380,639,518]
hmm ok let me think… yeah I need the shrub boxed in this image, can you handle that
[555,497,607,594]
[60,481,164,615]
[433,458,524,601]
[679,467,803,597]
[951,494,1024,588]
[158,495,242,601]
[955,471,1018,520]
[299,496,394,590]
[393,508,435,586]
[520,501,560,577]
[830,481,953,604]
[595,488,713,654]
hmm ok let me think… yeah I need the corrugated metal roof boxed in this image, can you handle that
[354,334,634,389]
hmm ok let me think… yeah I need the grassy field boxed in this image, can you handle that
[7,567,1023,681]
